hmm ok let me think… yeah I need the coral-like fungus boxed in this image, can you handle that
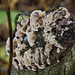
[6,7,75,71]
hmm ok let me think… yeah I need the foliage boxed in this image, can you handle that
[0,10,19,30]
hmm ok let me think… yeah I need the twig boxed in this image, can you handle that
[6,1,13,75]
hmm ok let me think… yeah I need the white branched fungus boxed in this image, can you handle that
[6,7,74,71]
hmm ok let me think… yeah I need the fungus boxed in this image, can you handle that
[6,7,75,71]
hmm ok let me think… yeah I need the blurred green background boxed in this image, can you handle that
[0,10,19,74]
